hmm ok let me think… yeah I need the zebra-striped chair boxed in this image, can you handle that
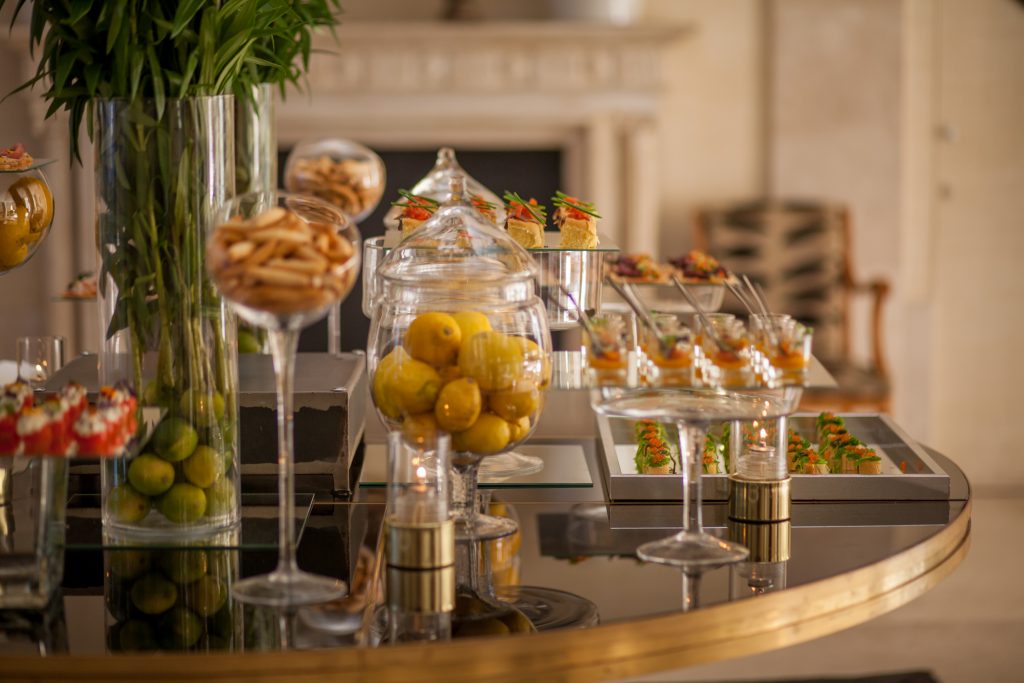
[695,199,890,412]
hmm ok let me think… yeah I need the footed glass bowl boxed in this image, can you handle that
[0,160,55,274]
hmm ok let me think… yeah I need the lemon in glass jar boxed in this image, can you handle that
[0,204,30,269]
[391,357,442,416]
[405,311,462,367]
[488,385,540,422]
[453,413,510,454]
[451,311,492,342]
[458,331,524,392]
[435,377,482,432]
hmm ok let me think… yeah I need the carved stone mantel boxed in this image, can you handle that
[279,21,688,251]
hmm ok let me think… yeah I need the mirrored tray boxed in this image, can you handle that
[596,411,951,502]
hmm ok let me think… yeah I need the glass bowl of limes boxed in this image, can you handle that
[0,151,55,274]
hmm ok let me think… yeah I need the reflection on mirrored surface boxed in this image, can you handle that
[104,530,240,653]
[0,450,969,658]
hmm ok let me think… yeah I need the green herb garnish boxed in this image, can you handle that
[552,190,602,219]
[391,189,441,209]
[502,191,547,223]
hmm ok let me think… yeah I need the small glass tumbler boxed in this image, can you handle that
[766,319,812,383]
[642,314,695,387]
[16,336,65,386]
[696,315,752,387]
[583,312,636,386]
[0,454,68,608]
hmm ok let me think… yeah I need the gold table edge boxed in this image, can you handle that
[2,499,971,683]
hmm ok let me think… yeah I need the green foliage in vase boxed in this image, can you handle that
[3,0,343,161]
[2,2,342,490]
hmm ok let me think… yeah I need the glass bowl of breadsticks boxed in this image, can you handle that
[283,139,386,224]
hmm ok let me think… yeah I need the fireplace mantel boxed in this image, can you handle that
[279,21,688,252]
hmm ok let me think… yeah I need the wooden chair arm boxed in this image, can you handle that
[848,277,890,382]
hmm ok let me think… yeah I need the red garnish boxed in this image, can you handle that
[2,143,26,159]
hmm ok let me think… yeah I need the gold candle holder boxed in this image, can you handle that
[727,475,792,522]
[385,432,455,641]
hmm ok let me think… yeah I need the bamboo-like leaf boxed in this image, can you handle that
[146,46,165,118]
[106,296,130,339]
[67,0,94,25]
[104,1,124,54]
[171,0,207,39]
[128,50,143,101]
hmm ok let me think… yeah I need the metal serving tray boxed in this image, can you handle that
[596,412,950,502]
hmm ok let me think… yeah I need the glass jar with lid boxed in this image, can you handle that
[382,148,504,231]
[367,175,551,541]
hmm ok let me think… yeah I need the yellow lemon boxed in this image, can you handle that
[507,415,531,444]
[405,312,462,367]
[458,331,524,392]
[392,357,442,416]
[438,364,462,384]
[515,336,551,388]
[372,347,410,420]
[488,386,540,421]
[434,377,482,432]
[451,311,492,343]
[9,176,53,236]
[0,205,30,269]
[452,413,510,455]
[403,412,439,446]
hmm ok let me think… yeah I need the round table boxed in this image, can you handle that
[1,446,970,682]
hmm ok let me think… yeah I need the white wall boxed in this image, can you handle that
[644,0,768,256]
[0,22,84,363]
[927,0,1024,492]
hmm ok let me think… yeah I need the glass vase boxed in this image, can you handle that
[95,96,240,537]
[235,83,277,196]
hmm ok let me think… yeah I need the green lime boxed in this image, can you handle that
[210,603,234,639]
[159,607,203,649]
[106,484,151,524]
[153,417,198,463]
[186,575,227,617]
[127,453,176,496]
[158,483,207,523]
[179,389,225,429]
[238,329,261,354]
[204,478,236,519]
[108,549,153,580]
[118,619,158,651]
[142,380,160,407]
[157,550,208,584]
[181,445,224,489]
[130,573,178,615]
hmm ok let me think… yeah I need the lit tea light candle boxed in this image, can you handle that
[389,433,449,524]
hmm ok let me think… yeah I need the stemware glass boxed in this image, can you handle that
[207,192,360,606]
[368,175,551,542]
[1,158,55,275]
[592,386,800,570]
[284,139,385,355]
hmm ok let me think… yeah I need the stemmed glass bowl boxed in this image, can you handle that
[367,176,552,541]
[207,192,360,606]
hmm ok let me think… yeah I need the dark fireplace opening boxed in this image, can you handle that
[277,147,564,353]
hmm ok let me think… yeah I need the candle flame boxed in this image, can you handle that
[759,428,767,442]
[415,465,427,481]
